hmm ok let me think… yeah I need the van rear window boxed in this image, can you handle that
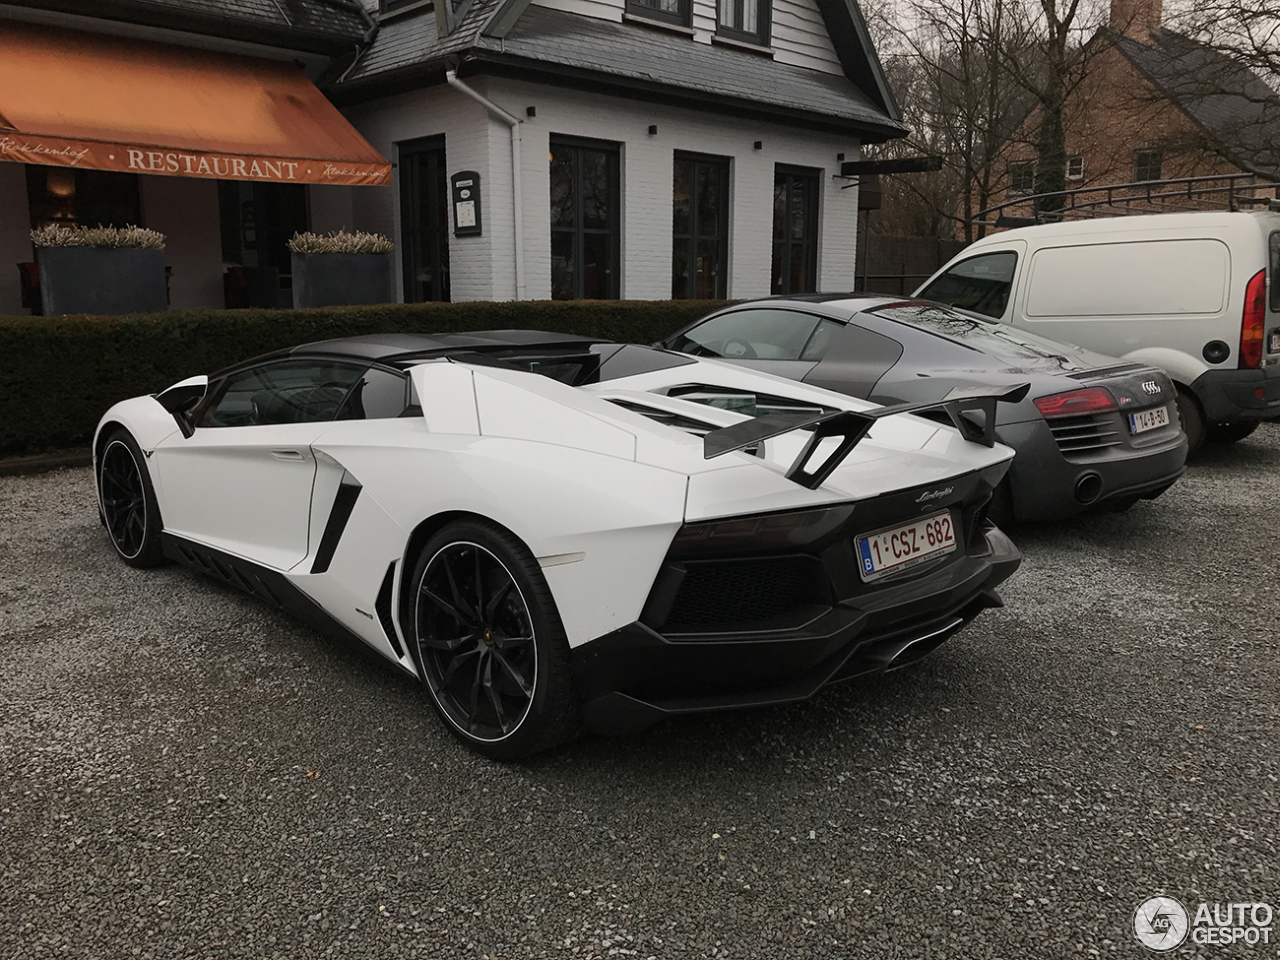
[1025,239,1228,318]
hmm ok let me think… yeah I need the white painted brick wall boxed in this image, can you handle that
[344,84,517,303]
[346,78,862,303]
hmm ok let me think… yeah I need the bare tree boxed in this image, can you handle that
[864,0,1035,240]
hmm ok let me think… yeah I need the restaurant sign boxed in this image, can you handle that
[0,134,390,187]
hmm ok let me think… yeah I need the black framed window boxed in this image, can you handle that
[399,135,451,303]
[673,153,730,299]
[626,0,691,26]
[717,0,769,43]
[771,166,819,296]
[550,136,621,300]
[1134,148,1162,182]
[1008,160,1035,196]
[26,166,141,231]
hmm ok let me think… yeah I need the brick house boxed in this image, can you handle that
[984,0,1280,225]
[0,0,905,313]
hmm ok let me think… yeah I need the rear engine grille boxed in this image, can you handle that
[1048,413,1122,458]
[665,556,823,631]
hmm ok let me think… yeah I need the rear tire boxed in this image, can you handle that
[1207,421,1258,444]
[408,519,581,760]
[1174,388,1206,456]
[97,429,166,568]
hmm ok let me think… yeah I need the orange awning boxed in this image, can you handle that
[0,21,390,186]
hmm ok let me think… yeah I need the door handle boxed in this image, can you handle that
[270,449,306,461]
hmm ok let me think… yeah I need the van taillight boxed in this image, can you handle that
[1239,269,1266,369]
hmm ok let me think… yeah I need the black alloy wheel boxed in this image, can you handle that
[410,520,579,759]
[99,429,165,568]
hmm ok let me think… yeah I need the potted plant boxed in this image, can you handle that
[33,224,167,316]
[289,230,394,309]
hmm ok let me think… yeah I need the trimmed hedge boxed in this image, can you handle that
[0,299,732,457]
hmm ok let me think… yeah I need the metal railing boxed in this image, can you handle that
[973,172,1280,227]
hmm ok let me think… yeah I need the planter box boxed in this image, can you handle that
[291,252,393,309]
[38,247,167,316]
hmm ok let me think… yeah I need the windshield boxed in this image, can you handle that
[875,303,1080,362]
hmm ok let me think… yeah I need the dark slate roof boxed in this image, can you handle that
[335,3,904,138]
[4,0,370,52]
[1113,27,1280,179]
[338,0,504,81]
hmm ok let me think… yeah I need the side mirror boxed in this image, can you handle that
[155,375,208,438]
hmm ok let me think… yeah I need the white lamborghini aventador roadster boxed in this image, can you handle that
[95,331,1024,758]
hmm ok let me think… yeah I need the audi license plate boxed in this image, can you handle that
[856,511,956,583]
[1128,406,1170,434]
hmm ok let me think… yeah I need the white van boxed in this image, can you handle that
[915,211,1280,451]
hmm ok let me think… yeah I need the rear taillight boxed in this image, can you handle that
[1033,387,1118,418]
[1239,268,1266,370]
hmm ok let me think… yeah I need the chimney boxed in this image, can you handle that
[1111,0,1161,39]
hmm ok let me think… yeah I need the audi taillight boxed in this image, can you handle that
[1239,268,1266,370]
[1033,387,1118,418]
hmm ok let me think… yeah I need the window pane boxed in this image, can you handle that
[789,242,811,292]
[204,361,366,427]
[800,318,841,360]
[696,164,723,238]
[918,252,1017,318]
[670,309,820,360]
[773,180,786,241]
[672,238,691,299]
[789,183,808,240]
[336,368,408,420]
[580,150,612,230]
[695,239,721,299]
[551,230,576,300]
[582,232,613,299]
[549,150,575,229]
[673,159,692,237]
[743,0,757,33]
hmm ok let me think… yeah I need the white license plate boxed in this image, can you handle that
[1128,406,1170,434]
[856,511,956,582]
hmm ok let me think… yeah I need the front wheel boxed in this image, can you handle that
[98,429,166,568]
[1207,421,1258,444]
[408,520,580,760]
[1174,388,1206,456]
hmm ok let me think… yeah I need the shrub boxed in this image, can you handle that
[0,299,732,456]
[288,230,394,255]
[31,224,166,249]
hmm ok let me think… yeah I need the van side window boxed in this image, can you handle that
[919,252,1018,319]
[1271,232,1280,313]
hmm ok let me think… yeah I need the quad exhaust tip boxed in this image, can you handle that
[1075,472,1103,504]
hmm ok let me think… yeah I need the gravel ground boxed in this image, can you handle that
[1,429,1277,960]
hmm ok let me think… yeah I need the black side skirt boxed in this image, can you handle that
[161,533,415,677]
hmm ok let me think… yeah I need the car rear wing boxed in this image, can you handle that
[702,383,1030,490]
